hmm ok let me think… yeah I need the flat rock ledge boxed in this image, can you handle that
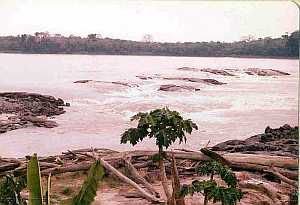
[74,80,139,88]
[177,67,290,76]
[159,84,200,92]
[178,67,235,76]
[136,75,226,85]
[0,92,68,133]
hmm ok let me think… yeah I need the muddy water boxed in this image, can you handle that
[0,54,298,157]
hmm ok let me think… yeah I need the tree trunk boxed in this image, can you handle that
[159,147,172,204]
[170,151,185,205]
[99,158,163,203]
[123,158,160,198]
[203,193,208,205]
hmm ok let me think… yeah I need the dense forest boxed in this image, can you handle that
[0,31,298,57]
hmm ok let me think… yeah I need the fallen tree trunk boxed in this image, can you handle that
[199,148,298,181]
[123,158,160,198]
[41,161,92,176]
[264,167,298,188]
[239,180,281,204]
[200,148,231,166]
[99,157,163,203]
[120,150,298,170]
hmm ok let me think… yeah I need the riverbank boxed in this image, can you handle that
[0,124,298,204]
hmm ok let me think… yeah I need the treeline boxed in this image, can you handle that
[0,31,298,57]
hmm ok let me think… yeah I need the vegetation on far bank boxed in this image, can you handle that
[0,31,298,58]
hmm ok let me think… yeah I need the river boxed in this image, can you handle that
[0,53,298,157]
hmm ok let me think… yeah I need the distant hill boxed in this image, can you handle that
[0,31,298,58]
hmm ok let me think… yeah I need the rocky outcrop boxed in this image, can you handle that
[74,80,139,87]
[74,80,93,83]
[158,84,200,92]
[136,75,154,80]
[211,124,298,157]
[136,75,226,85]
[245,68,290,76]
[162,77,226,85]
[0,92,68,133]
[177,67,200,72]
[177,67,290,77]
[178,67,235,76]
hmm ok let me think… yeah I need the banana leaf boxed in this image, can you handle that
[27,153,43,205]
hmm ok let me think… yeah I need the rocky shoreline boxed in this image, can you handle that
[0,92,69,133]
[212,124,298,157]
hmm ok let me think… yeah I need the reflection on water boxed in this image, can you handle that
[0,54,298,157]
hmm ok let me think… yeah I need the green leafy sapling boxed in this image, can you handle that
[181,160,243,205]
[121,107,198,203]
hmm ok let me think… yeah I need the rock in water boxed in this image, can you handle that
[177,67,235,76]
[159,84,200,92]
[0,92,67,133]
[245,68,290,76]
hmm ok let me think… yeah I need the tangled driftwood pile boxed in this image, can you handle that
[0,146,298,204]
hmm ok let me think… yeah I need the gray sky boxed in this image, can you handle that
[1,0,298,42]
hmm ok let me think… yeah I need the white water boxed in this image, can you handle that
[0,54,298,157]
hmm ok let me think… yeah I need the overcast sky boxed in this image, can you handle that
[1,0,298,42]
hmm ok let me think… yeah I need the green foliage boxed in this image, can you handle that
[26,154,104,205]
[27,154,52,205]
[61,187,72,196]
[121,107,198,150]
[196,161,237,187]
[289,190,298,205]
[0,174,27,205]
[27,153,43,205]
[181,160,243,205]
[181,180,217,196]
[286,31,299,56]
[70,160,105,205]
[0,31,298,57]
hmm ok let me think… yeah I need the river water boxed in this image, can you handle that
[0,54,298,157]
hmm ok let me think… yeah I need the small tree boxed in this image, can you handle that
[181,160,243,205]
[121,107,198,203]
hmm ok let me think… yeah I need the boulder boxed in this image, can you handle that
[74,80,92,83]
[177,67,235,76]
[158,84,200,92]
[162,77,226,85]
[245,68,290,76]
